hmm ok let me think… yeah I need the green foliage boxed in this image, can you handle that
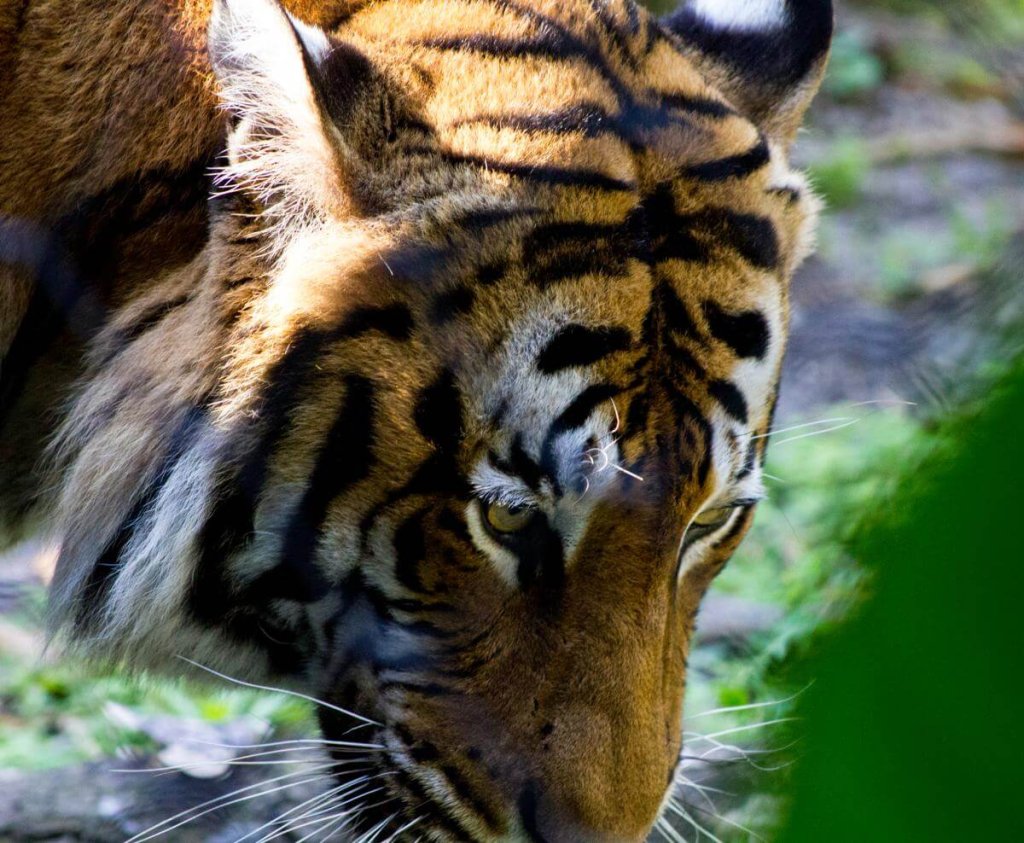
[876,199,1012,301]
[823,30,886,101]
[853,0,1024,43]
[779,364,1024,841]
[0,652,313,770]
[807,137,872,209]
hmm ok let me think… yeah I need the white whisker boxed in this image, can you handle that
[684,716,797,743]
[685,687,810,721]
[177,657,382,726]
[126,768,337,843]
[238,779,357,843]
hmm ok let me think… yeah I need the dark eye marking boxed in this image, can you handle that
[540,383,622,493]
[708,379,749,424]
[536,324,633,373]
[702,301,770,360]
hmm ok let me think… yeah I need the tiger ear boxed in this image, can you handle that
[209,0,373,227]
[663,0,833,148]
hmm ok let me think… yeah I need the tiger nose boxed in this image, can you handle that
[516,780,655,843]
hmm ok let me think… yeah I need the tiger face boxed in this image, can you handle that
[49,0,831,838]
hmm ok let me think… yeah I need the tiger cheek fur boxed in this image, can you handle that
[1,0,832,839]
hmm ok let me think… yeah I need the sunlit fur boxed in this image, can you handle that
[0,0,830,839]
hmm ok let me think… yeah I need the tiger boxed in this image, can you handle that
[0,0,832,838]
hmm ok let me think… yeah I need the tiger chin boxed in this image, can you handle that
[0,0,831,839]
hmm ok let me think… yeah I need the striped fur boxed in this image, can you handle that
[0,0,831,838]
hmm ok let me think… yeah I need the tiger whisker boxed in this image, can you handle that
[278,775,394,829]
[125,767,337,843]
[685,738,799,773]
[269,784,389,837]
[239,776,370,843]
[671,795,766,843]
[176,656,382,726]
[671,773,721,817]
[655,814,690,843]
[257,782,384,842]
[753,399,916,443]
[182,736,385,751]
[684,686,810,721]
[750,416,856,440]
[683,715,797,743]
[664,799,726,843]
[111,747,378,776]
[383,816,423,843]
[289,791,392,843]
[352,813,399,843]
[768,418,861,447]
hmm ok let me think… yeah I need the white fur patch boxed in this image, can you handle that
[689,0,788,31]
[209,0,348,255]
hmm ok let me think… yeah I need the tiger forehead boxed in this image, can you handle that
[340,0,760,187]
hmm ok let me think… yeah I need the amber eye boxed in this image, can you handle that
[691,506,734,530]
[485,502,534,534]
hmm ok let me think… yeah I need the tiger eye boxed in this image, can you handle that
[485,502,533,534]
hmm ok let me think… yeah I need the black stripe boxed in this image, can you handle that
[394,509,429,593]
[436,505,473,544]
[652,281,699,338]
[416,1,631,102]
[518,780,549,843]
[435,150,635,193]
[708,379,749,424]
[430,286,476,325]
[415,369,463,454]
[246,375,376,606]
[450,103,613,138]
[79,405,209,626]
[450,98,697,148]
[683,138,770,182]
[660,92,736,119]
[678,209,779,269]
[476,261,507,286]
[768,185,802,204]
[540,383,622,491]
[636,183,710,264]
[547,383,622,438]
[735,436,760,481]
[524,221,633,287]
[536,324,633,373]
[191,306,411,625]
[509,434,545,490]
[702,300,770,360]
[439,762,506,833]
[96,293,190,366]
[450,205,542,233]
[390,766,478,843]
[670,388,714,487]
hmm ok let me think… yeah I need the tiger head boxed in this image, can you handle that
[51,0,831,838]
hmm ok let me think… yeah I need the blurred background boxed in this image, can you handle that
[2,0,1023,839]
